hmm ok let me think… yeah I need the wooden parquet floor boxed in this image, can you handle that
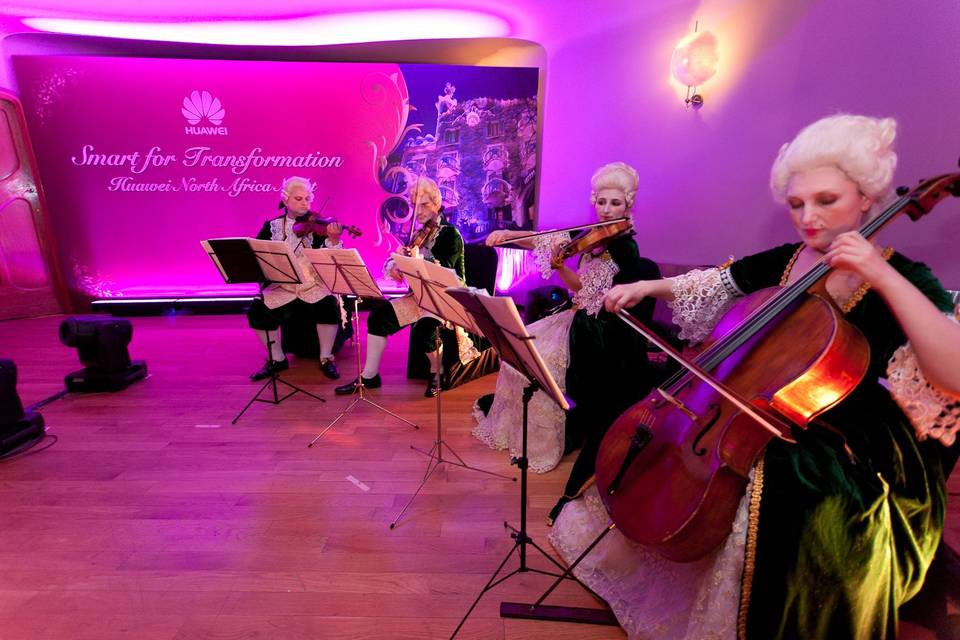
[0,314,954,639]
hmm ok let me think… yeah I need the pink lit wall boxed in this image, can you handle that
[532,0,960,287]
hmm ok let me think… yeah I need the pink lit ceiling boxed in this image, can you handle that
[0,0,660,47]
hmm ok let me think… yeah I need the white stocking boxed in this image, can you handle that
[361,334,387,378]
[256,329,285,361]
[316,324,338,360]
[427,344,444,374]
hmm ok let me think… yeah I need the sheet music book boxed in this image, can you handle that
[390,253,482,335]
[302,247,384,299]
[201,237,306,286]
[445,287,569,411]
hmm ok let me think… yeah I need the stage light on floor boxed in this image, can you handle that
[0,359,45,457]
[58,316,147,392]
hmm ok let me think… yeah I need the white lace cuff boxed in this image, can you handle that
[324,238,344,249]
[886,313,960,446]
[533,232,570,279]
[571,253,619,317]
[667,268,738,343]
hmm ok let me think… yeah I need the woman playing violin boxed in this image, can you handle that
[246,175,345,381]
[549,115,960,639]
[474,162,662,487]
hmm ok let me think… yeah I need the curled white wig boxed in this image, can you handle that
[591,162,640,209]
[280,176,315,199]
[770,114,898,208]
[407,176,442,208]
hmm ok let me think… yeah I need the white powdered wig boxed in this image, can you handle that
[770,114,898,216]
[407,175,442,207]
[280,175,315,198]
[591,161,640,210]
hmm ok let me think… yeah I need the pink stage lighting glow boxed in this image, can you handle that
[495,246,536,293]
[22,9,512,46]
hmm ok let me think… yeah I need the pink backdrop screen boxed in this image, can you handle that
[14,55,413,298]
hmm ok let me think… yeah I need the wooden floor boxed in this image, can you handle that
[0,314,955,639]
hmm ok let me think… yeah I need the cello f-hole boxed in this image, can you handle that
[690,403,721,456]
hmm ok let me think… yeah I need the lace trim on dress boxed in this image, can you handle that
[886,312,960,446]
[533,232,570,279]
[572,252,620,317]
[472,309,574,473]
[548,480,751,639]
[667,268,738,344]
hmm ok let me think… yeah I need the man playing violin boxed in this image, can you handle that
[335,175,467,398]
[246,175,344,381]
[549,115,960,639]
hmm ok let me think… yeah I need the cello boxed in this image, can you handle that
[594,171,960,562]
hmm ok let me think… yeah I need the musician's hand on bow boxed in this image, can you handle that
[824,232,896,290]
[325,221,343,244]
[486,230,516,246]
[604,282,651,313]
[384,258,403,282]
[407,245,421,259]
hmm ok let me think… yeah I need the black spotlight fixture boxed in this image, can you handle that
[0,359,45,456]
[58,316,147,392]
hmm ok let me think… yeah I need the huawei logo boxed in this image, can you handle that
[182,90,228,135]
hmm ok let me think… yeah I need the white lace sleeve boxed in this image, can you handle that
[886,312,960,446]
[667,268,740,343]
[533,232,570,279]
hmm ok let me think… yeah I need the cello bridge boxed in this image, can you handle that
[656,388,698,422]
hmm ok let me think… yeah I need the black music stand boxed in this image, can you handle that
[443,287,617,638]
[301,247,419,445]
[202,237,326,424]
[387,254,515,530]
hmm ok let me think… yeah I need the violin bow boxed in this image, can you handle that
[616,310,797,443]
[490,217,631,247]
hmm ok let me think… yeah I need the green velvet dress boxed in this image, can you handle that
[728,243,958,639]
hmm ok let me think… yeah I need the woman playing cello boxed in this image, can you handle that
[550,114,960,638]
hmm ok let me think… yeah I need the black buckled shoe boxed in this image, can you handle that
[249,358,288,381]
[319,358,340,380]
[335,374,381,395]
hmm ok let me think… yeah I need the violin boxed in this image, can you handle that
[489,217,632,249]
[593,171,960,562]
[292,213,362,239]
[550,217,633,269]
[404,217,439,253]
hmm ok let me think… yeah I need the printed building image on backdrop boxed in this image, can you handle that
[11,56,540,302]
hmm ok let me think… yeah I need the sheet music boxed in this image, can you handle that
[445,288,569,411]
[302,247,384,299]
[391,253,482,335]
[247,238,307,285]
[202,237,304,285]
[201,239,229,282]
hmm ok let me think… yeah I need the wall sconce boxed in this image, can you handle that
[671,22,719,109]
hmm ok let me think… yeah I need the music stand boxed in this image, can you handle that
[300,247,419,445]
[443,287,617,638]
[388,254,515,530]
[202,237,326,424]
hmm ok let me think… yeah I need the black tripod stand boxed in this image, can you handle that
[233,307,326,424]
[443,288,616,638]
[450,381,616,637]
[389,324,514,529]
[202,237,326,425]
[301,249,420,445]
